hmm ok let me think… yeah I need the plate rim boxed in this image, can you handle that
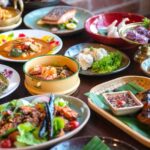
[0,64,20,99]
[50,135,137,150]
[64,43,130,76]
[0,29,63,62]
[23,5,93,35]
[0,94,90,150]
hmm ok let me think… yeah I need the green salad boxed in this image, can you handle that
[0,95,79,148]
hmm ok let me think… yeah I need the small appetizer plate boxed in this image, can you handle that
[65,43,130,76]
[24,5,93,36]
[0,64,20,99]
[141,58,150,76]
[0,94,90,150]
[50,136,137,150]
[0,29,63,62]
[0,18,22,32]
[102,91,143,116]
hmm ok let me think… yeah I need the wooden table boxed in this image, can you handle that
[0,4,149,150]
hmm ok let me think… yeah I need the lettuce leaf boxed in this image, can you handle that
[92,52,122,73]
[17,122,46,145]
[53,117,65,136]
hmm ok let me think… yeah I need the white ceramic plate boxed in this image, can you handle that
[0,29,63,62]
[1,94,90,150]
[0,64,20,99]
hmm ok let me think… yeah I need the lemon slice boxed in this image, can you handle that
[66,23,77,30]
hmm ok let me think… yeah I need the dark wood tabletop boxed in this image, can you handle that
[0,3,149,150]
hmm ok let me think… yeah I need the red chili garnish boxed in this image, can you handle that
[55,41,60,46]
[18,33,26,38]
[49,41,55,45]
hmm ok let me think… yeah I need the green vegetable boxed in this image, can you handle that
[54,97,68,107]
[17,122,46,145]
[53,117,65,136]
[92,52,122,73]
[0,127,17,139]
[83,136,110,150]
[10,48,22,57]
[143,17,150,28]
[58,24,66,30]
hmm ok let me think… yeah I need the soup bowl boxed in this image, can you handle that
[23,55,80,95]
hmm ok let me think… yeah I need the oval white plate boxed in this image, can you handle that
[0,29,63,62]
[0,64,20,99]
[1,94,90,150]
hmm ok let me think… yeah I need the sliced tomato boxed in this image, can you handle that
[0,139,12,148]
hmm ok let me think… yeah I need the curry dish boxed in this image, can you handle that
[0,37,54,60]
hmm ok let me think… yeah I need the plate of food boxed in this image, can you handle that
[65,43,130,76]
[0,94,90,149]
[86,76,150,148]
[24,5,93,36]
[0,64,20,99]
[51,136,137,150]
[0,29,63,62]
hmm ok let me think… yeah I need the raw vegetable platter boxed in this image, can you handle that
[87,76,150,147]
[24,6,93,36]
[0,94,90,149]
[65,43,130,76]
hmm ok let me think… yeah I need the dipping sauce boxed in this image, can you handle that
[105,91,140,108]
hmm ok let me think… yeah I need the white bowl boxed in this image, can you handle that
[102,91,143,116]
[141,58,150,76]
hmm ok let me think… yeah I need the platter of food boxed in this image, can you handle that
[85,12,143,47]
[0,94,90,149]
[0,29,62,62]
[87,76,150,147]
[65,43,130,76]
[51,136,137,150]
[0,64,20,99]
[24,5,93,35]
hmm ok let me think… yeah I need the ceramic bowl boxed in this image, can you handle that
[0,0,24,26]
[141,58,150,76]
[23,55,80,95]
[85,12,143,48]
[102,91,143,116]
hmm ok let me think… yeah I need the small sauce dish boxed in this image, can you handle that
[102,91,143,116]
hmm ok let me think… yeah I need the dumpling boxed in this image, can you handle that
[107,20,118,33]
[107,26,119,38]
[92,48,108,61]
[118,18,129,30]
[77,53,93,70]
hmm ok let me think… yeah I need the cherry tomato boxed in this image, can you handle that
[68,121,79,130]
[0,139,12,148]
[18,33,26,38]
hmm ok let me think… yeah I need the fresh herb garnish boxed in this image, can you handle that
[143,17,150,29]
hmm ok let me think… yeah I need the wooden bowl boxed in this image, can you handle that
[23,55,80,95]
